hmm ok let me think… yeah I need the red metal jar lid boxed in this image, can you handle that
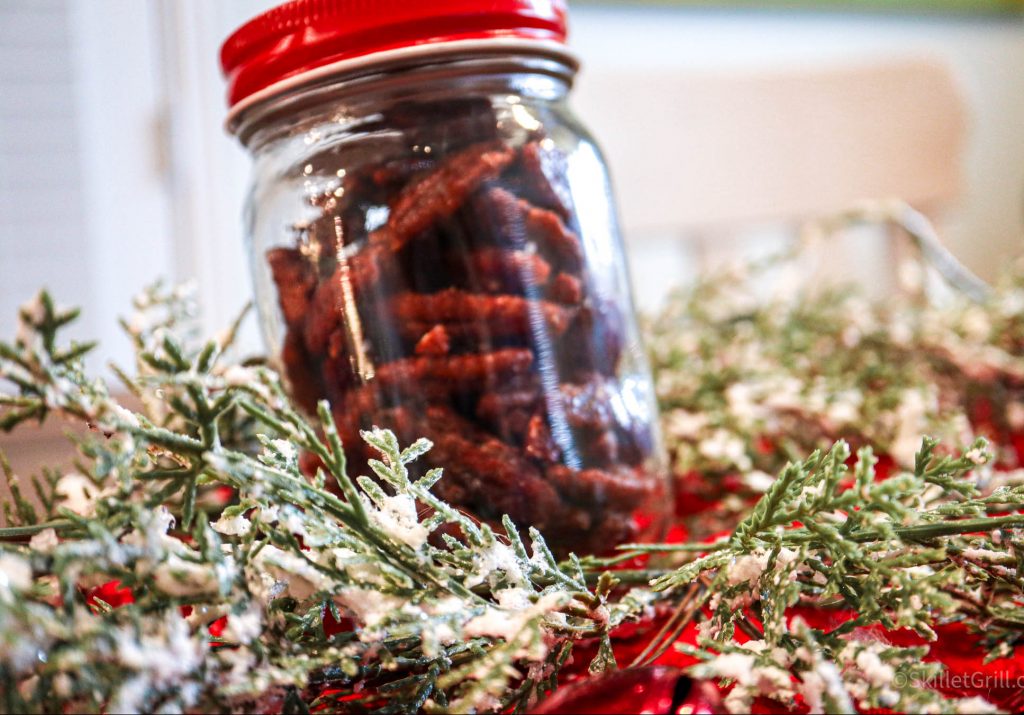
[220,0,570,111]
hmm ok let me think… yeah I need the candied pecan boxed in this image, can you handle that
[373,348,534,394]
[303,275,342,354]
[401,321,518,351]
[558,299,625,378]
[331,373,457,419]
[560,426,621,467]
[369,142,515,254]
[299,158,425,258]
[524,411,561,463]
[505,141,574,219]
[396,240,554,297]
[391,289,573,342]
[462,248,553,294]
[476,381,542,422]
[475,379,540,442]
[344,245,392,289]
[280,329,323,416]
[482,375,617,429]
[413,406,564,529]
[547,272,583,305]
[321,329,357,402]
[267,247,317,327]
[561,377,657,466]
[483,406,534,445]
[546,464,658,511]
[462,186,529,250]
[476,376,638,462]
[559,376,617,432]
[302,256,392,354]
[586,429,621,465]
[414,325,451,356]
[464,186,584,271]
[521,200,584,271]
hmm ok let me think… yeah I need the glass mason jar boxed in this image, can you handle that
[222,0,668,555]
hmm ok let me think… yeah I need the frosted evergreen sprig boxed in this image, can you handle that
[647,247,1024,532]
[2,274,1023,714]
[647,437,1024,713]
[0,285,644,714]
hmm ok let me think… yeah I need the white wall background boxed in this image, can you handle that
[1,1,1023,364]
[0,0,173,370]
[1,0,93,346]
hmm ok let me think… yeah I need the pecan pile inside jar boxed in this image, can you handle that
[266,99,664,555]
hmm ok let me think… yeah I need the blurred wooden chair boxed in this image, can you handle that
[572,58,968,306]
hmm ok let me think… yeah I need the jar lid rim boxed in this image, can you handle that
[224,37,578,135]
[220,0,570,111]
